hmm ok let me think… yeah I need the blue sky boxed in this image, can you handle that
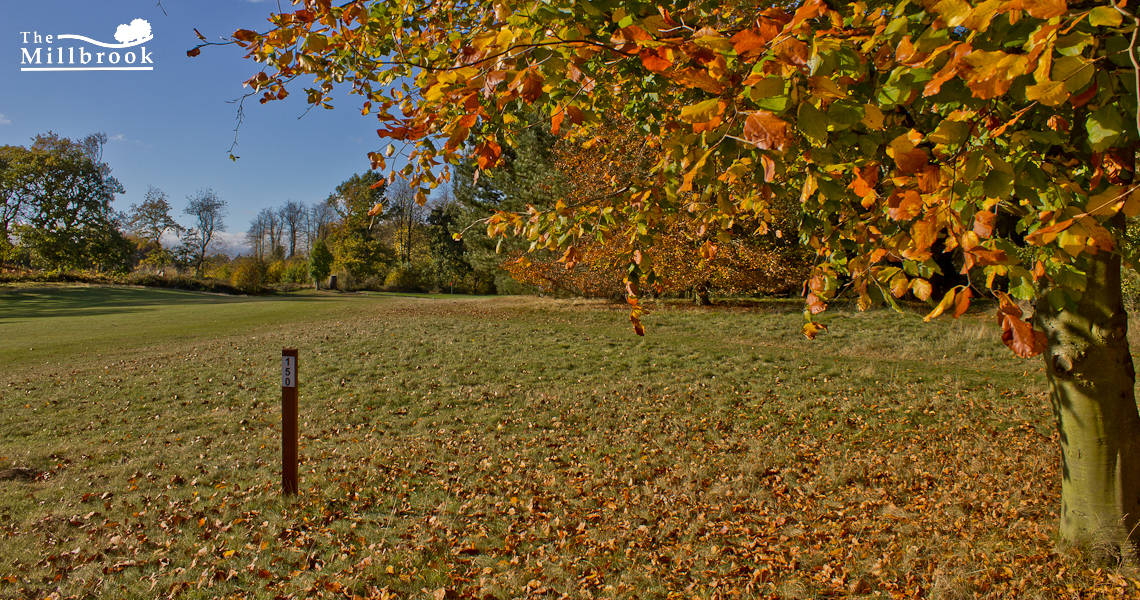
[1,1,390,251]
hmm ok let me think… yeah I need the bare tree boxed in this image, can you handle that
[385,180,426,264]
[265,208,283,259]
[309,200,336,245]
[280,200,305,257]
[181,189,225,276]
[246,211,268,261]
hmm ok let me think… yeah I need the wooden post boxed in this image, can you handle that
[281,348,298,495]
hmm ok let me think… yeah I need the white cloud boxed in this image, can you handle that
[114,19,152,44]
[0,114,11,126]
[210,230,251,256]
[110,133,126,142]
[158,229,250,257]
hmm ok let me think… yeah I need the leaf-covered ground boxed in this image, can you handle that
[1,285,1139,599]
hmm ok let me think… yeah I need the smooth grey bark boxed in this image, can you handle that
[1038,248,1140,553]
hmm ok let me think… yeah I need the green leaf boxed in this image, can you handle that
[827,101,863,130]
[747,77,785,101]
[1051,56,1094,93]
[679,98,721,124]
[1056,31,1094,57]
[927,120,970,145]
[797,103,828,143]
[1087,105,1125,151]
[983,170,1013,198]
[1089,6,1123,27]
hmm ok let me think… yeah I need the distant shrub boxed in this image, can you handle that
[229,260,267,293]
[280,259,310,284]
[384,263,428,292]
[265,260,286,285]
[337,272,384,292]
[0,269,249,295]
[203,263,233,282]
[126,273,246,295]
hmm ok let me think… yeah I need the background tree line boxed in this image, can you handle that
[2,129,811,301]
[1,132,228,279]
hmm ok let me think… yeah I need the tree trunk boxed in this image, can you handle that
[1038,248,1140,554]
[694,282,712,306]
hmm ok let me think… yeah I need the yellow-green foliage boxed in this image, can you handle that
[229,258,266,292]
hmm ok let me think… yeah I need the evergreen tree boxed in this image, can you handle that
[453,124,562,293]
[426,196,470,292]
[309,237,334,289]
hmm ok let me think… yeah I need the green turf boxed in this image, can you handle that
[0,284,1133,599]
[0,285,463,369]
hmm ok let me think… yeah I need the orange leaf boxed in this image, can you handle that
[630,312,645,336]
[475,140,502,170]
[923,289,957,322]
[887,190,923,221]
[232,29,259,43]
[731,29,769,56]
[806,292,827,314]
[521,70,544,103]
[953,287,972,317]
[887,132,928,175]
[910,278,933,301]
[973,211,996,237]
[761,155,777,183]
[774,37,809,67]
[742,111,791,151]
[1026,218,1075,245]
[700,240,718,260]
[640,48,672,72]
[1026,0,1067,19]
[800,174,818,203]
[1000,313,1047,358]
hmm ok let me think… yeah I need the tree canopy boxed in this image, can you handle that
[223,0,1138,352]
[222,0,1140,551]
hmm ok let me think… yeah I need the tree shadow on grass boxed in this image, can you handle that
[0,286,329,322]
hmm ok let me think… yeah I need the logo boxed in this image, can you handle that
[20,19,154,72]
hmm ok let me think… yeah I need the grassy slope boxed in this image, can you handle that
[0,285,1135,599]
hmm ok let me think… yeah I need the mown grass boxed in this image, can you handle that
[0,285,1137,599]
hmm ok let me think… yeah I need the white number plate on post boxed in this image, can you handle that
[281,356,296,388]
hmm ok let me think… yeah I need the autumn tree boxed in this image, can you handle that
[126,186,180,246]
[224,0,1140,551]
[182,188,226,277]
[307,200,337,247]
[325,172,392,280]
[16,133,128,271]
[503,119,809,301]
[0,145,40,261]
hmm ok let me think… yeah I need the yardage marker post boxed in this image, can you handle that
[281,348,299,496]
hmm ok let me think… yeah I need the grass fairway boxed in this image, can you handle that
[0,285,1137,599]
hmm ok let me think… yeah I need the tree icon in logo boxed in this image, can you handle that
[114,19,152,45]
